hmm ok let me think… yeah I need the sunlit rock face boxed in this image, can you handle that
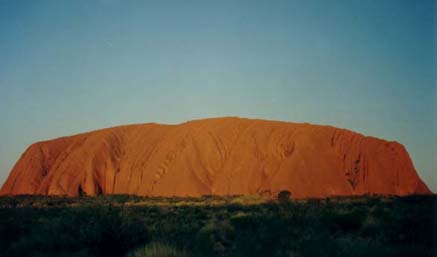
[0,117,431,198]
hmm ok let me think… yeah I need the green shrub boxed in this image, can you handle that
[194,219,234,257]
[321,208,367,233]
[10,206,148,257]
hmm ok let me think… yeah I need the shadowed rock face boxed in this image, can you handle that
[0,117,431,198]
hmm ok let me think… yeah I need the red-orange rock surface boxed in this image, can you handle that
[0,117,431,198]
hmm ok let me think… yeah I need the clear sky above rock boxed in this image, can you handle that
[0,0,435,191]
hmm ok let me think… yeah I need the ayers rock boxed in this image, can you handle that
[0,117,431,198]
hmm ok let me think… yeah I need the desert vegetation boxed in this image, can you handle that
[0,194,434,257]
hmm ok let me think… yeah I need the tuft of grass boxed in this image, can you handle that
[229,195,266,205]
[127,242,187,257]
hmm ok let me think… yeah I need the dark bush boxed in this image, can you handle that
[277,190,291,204]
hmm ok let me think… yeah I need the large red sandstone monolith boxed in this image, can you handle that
[0,117,431,198]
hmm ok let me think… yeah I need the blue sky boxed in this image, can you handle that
[0,0,435,191]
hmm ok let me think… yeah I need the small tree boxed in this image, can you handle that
[278,190,291,204]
